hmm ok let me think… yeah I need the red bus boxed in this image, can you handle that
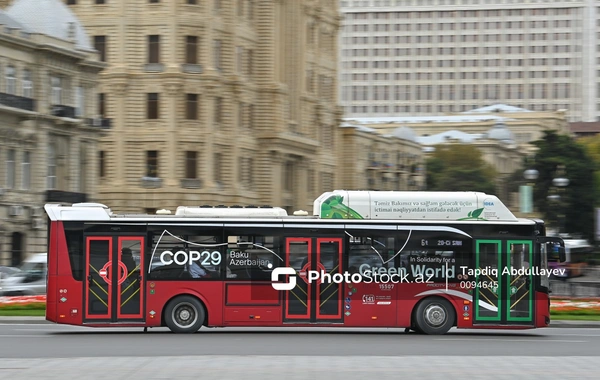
[43,190,565,335]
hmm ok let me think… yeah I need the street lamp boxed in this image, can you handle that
[524,169,539,181]
[520,168,538,214]
[550,165,569,236]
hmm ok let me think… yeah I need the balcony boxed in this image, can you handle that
[180,178,202,188]
[144,63,165,72]
[51,105,76,118]
[181,64,203,74]
[141,177,162,188]
[0,92,35,112]
[85,117,112,129]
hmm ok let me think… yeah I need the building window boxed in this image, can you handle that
[47,144,56,190]
[6,66,16,95]
[98,93,106,116]
[67,0,77,4]
[186,94,198,120]
[94,36,106,62]
[236,46,243,73]
[146,150,158,177]
[214,152,222,185]
[213,39,222,70]
[95,0,105,4]
[239,156,253,188]
[246,49,253,77]
[99,151,105,178]
[148,35,160,63]
[149,0,159,3]
[187,0,197,4]
[147,93,159,119]
[51,76,62,105]
[22,69,32,98]
[247,0,253,19]
[214,97,222,124]
[21,151,31,190]
[76,87,84,117]
[79,145,88,193]
[238,102,244,128]
[6,150,15,189]
[248,104,254,129]
[186,36,198,64]
[185,151,197,179]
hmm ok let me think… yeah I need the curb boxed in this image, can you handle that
[549,320,600,328]
[0,316,50,324]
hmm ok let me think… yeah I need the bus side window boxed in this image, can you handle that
[225,235,280,280]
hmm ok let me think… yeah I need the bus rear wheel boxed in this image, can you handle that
[164,295,206,333]
[414,297,455,335]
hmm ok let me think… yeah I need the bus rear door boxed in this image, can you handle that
[84,235,145,323]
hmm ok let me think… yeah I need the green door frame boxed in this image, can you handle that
[474,240,502,322]
[474,239,534,325]
[506,240,533,323]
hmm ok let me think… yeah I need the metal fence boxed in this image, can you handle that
[549,266,600,297]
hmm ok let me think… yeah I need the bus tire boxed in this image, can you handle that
[414,297,455,335]
[164,295,206,334]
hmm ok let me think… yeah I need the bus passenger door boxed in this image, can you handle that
[472,239,533,326]
[84,236,145,322]
[283,237,343,323]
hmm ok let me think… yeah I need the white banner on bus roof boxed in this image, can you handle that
[313,190,518,222]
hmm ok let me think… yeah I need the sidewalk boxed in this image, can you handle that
[0,316,599,328]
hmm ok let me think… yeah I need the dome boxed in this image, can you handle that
[6,0,93,51]
[392,126,417,142]
[0,9,31,32]
[486,121,515,143]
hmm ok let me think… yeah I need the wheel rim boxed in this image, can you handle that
[171,302,198,329]
[424,304,446,327]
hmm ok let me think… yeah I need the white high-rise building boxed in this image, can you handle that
[339,0,599,122]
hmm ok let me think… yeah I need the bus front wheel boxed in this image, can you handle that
[164,295,206,333]
[414,297,455,335]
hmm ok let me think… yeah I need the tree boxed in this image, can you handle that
[575,134,600,206]
[531,130,596,240]
[426,144,497,194]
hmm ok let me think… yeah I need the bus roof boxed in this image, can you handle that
[44,190,524,223]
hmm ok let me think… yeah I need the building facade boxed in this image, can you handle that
[345,104,572,156]
[54,0,343,215]
[0,1,105,265]
[339,0,599,122]
[343,104,574,211]
[339,123,425,191]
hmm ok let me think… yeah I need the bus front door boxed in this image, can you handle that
[84,236,145,323]
[283,237,343,323]
[473,240,534,326]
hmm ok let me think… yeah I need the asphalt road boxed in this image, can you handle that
[0,324,599,379]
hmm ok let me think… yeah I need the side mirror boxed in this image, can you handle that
[558,247,566,263]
